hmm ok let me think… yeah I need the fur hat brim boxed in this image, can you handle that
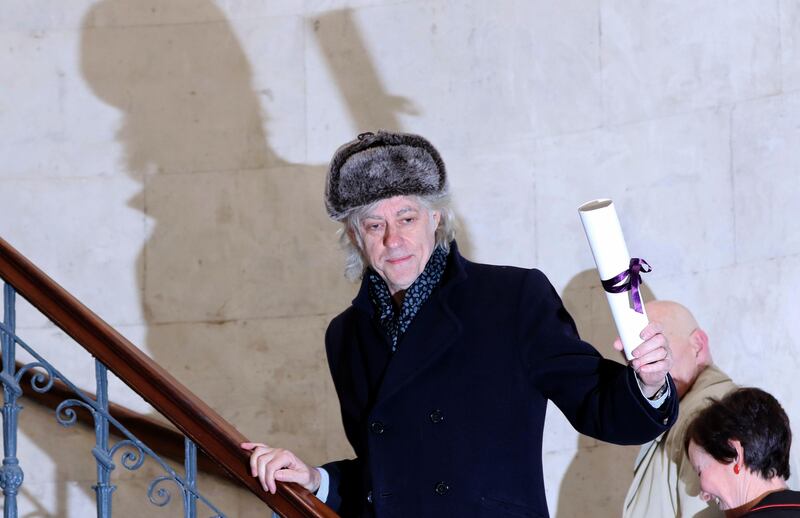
[325,131,447,220]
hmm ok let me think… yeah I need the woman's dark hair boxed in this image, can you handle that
[684,387,791,480]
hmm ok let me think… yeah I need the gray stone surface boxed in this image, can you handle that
[1,0,798,515]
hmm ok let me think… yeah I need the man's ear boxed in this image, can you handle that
[431,210,441,228]
[690,328,711,366]
[346,227,360,248]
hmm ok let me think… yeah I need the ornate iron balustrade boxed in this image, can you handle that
[1,286,222,516]
[0,236,338,518]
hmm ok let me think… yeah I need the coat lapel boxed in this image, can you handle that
[373,245,467,408]
[375,290,461,407]
[346,281,392,413]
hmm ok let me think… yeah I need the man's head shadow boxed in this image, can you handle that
[80,0,284,179]
[555,269,657,517]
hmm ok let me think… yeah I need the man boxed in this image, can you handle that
[622,300,736,518]
[243,131,678,517]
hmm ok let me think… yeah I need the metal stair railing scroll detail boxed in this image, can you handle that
[0,311,222,517]
[3,355,232,481]
[0,236,339,518]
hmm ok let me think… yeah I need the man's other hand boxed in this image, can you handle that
[613,321,672,398]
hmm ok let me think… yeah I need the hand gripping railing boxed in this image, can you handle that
[0,236,338,518]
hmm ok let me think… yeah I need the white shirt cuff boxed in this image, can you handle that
[315,467,330,503]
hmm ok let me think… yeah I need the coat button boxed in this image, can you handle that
[370,421,385,435]
[366,490,373,503]
[429,409,444,424]
[663,417,669,425]
[434,481,450,495]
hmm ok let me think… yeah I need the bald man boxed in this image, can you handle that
[622,301,736,518]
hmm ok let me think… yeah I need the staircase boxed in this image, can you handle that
[0,236,338,518]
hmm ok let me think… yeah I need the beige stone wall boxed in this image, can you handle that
[1,0,799,516]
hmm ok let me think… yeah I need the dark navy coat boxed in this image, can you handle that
[322,243,677,517]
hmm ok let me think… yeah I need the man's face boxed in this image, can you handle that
[358,195,440,295]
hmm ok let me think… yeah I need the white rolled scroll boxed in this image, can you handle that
[578,199,648,360]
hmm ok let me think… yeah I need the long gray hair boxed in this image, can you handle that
[338,194,457,281]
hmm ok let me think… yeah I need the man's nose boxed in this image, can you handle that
[383,224,402,247]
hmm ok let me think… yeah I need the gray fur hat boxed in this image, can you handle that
[325,130,447,220]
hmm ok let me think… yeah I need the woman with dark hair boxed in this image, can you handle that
[685,387,800,516]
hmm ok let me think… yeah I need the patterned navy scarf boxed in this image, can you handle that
[367,245,449,352]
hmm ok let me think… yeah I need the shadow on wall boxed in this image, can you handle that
[313,9,415,133]
[556,269,656,518]
[0,2,433,516]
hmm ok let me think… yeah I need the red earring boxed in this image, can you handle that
[734,464,740,474]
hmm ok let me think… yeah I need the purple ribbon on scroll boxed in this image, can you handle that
[601,258,652,314]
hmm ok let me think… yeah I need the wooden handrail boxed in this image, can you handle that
[0,236,338,518]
